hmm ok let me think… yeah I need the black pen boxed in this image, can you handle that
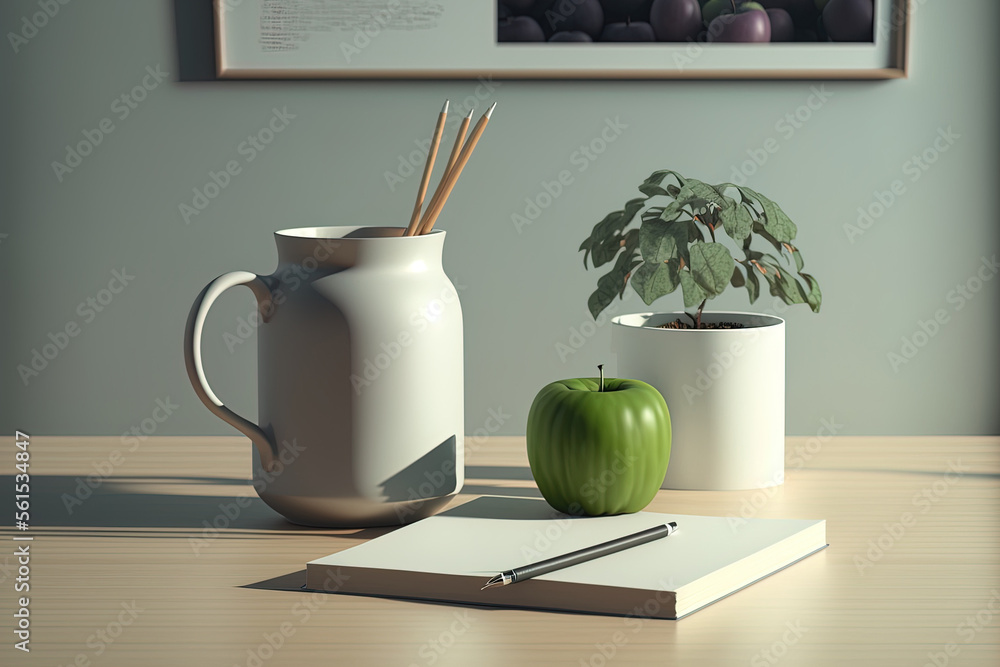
[481,522,678,590]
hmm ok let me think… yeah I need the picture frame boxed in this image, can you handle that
[215,0,911,80]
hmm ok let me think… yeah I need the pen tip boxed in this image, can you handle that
[486,102,497,119]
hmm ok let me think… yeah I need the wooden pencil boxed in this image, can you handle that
[418,102,496,235]
[403,100,449,237]
[418,107,473,235]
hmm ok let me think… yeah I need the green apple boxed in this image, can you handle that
[526,366,671,516]
[815,0,831,9]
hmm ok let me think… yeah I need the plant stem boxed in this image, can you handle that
[695,299,707,329]
[684,311,698,328]
[598,364,604,392]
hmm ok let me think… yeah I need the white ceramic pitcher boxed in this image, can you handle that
[183,226,464,527]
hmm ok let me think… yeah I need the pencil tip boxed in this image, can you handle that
[486,102,497,118]
[465,108,474,119]
[442,99,449,113]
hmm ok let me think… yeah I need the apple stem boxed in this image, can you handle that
[598,364,605,392]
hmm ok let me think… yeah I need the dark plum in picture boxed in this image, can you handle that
[538,0,605,39]
[759,0,818,26]
[707,2,771,43]
[823,0,873,41]
[601,18,656,41]
[499,3,511,19]
[498,15,546,41]
[650,0,703,41]
[549,30,594,41]
[766,8,794,41]
[600,0,654,23]
[504,0,540,12]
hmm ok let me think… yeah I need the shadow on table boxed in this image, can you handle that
[9,464,542,538]
[465,465,534,481]
[4,474,390,539]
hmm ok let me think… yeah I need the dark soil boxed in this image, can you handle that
[657,319,746,330]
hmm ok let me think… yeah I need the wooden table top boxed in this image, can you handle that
[3,435,999,667]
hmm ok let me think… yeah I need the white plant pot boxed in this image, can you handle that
[611,312,785,491]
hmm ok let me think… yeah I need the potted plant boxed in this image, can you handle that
[579,170,822,491]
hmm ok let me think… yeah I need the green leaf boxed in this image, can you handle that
[631,261,680,305]
[659,201,685,222]
[751,220,784,254]
[678,179,728,209]
[744,263,761,304]
[730,265,746,288]
[579,197,647,268]
[638,170,686,197]
[689,242,735,297]
[686,219,706,243]
[587,247,641,319]
[717,203,753,242]
[679,270,708,308]
[639,219,689,265]
[774,271,807,305]
[800,272,822,313]
[741,186,797,243]
[789,245,804,272]
[638,183,669,197]
[641,206,664,224]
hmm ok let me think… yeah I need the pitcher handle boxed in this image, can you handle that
[183,271,279,472]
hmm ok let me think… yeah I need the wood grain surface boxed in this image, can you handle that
[2,435,998,666]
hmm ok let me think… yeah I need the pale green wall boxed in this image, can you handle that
[2,0,997,437]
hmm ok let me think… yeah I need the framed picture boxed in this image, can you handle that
[216,0,910,80]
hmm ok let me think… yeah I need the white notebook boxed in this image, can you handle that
[305,496,826,619]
